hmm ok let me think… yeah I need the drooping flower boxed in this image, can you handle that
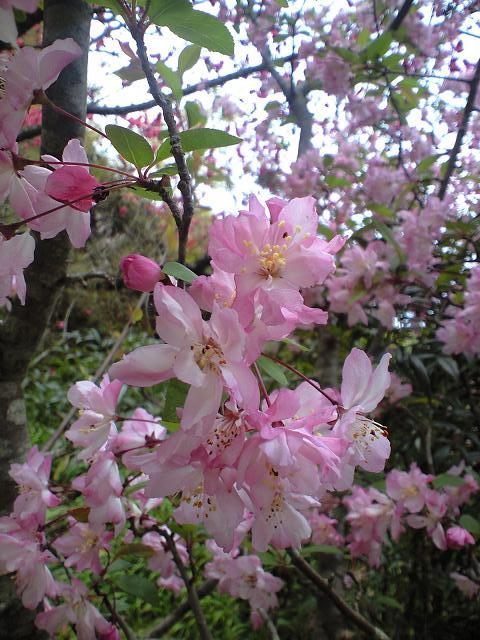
[333,348,391,473]
[110,283,259,429]
[66,374,123,460]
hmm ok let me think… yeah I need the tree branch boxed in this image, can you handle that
[16,54,297,143]
[287,549,391,640]
[87,54,296,116]
[388,0,414,31]
[129,23,193,265]
[438,58,480,200]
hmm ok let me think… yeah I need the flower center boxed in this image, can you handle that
[192,338,226,373]
[257,242,289,278]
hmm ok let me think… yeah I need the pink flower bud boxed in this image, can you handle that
[446,526,475,549]
[120,254,163,292]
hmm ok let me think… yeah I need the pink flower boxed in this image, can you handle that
[53,521,113,574]
[35,579,117,639]
[0,515,57,609]
[66,374,123,460]
[406,489,448,550]
[0,232,35,306]
[74,452,125,532]
[334,348,392,473]
[209,195,340,298]
[386,464,433,513]
[45,164,100,212]
[110,283,259,429]
[19,139,93,248]
[9,446,60,522]
[446,526,475,550]
[3,38,82,111]
[309,512,344,547]
[450,572,480,598]
[120,254,163,292]
[0,1,40,45]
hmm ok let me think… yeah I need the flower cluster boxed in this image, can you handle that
[437,265,480,356]
[0,194,396,635]
[342,463,478,567]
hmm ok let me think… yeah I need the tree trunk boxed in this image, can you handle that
[0,2,91,636]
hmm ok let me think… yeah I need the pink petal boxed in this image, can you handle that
[109,344,176,387]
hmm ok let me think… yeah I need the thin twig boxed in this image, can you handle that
[156,529,213,640]
[259,608,281,640]
[94,586,137,640]
[287,549,391,640]
[438,58,480,200]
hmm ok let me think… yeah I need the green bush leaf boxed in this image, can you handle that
[162,261,198,284]
[111,574,160,607]
[459,514,480,536]
[163,379,189,422]
[256,355,288,386]
[302,544,344,556]
[115,543,155,559]
[432,474,465,489]
[105,124,154,169]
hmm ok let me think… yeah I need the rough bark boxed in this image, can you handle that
[0,2,91,637]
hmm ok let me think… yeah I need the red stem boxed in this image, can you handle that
[252,362,272,407]
[261,353,338,405]
[46,96,109,140]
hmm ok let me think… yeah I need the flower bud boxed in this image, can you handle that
[120,254,163,292]
[446,526,475,549]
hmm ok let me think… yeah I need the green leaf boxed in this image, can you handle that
[361,31,393,61]
[115,543,155,559]
[149,163,178,177]
[459,514,480,536]
[111,574,160,607]
[256,355,288,386]
[437,356,459,379]
[160,420,181,432]
[185,101,206,128]
[130,186,164,201]
[302,544,344,556]
[162,261,198,284]
[373,220,406,264]
[148,0,191,23]
[149,1,234,56]
[163,379,189,422]
[368,203,394,219]
[331,46,358,64]
[178,44,201,76]
[325,175,350,188]
[280,337,309,352]
[156,61,183,101]
[105,124,154,169]
[85,0,121,12]
[432,474,465,489]
[155,127,242,161]
[377,595,404,611]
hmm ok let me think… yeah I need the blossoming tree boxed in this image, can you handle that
[0,0,479,638]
